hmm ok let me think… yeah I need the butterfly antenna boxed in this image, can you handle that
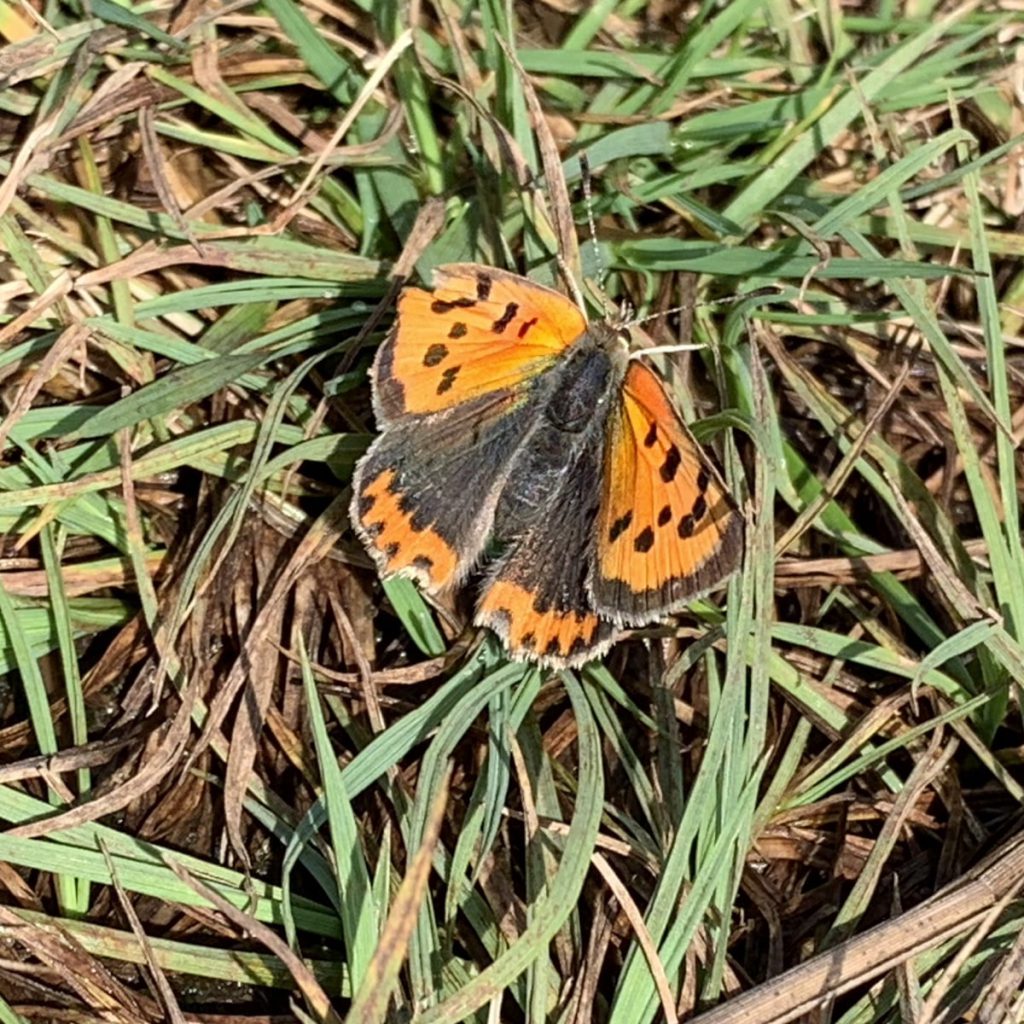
[627,301,693,331]
[578,152,606,293]
[627,287,778,328]
[627,290,774,360]
[697,285,780,310]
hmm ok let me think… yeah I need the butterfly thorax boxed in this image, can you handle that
[543,331,620,430]
[491,327,625,544]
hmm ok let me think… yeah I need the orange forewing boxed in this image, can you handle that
[379,264,587,416]
[593,361,741,623]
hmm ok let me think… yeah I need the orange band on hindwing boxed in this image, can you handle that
[354,469,460,590]
[477,580,609,666]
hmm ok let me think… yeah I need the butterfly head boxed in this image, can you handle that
[586,317,633,370]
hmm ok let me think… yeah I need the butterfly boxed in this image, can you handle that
[350,264,743,668]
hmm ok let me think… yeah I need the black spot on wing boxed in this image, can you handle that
[519,631,536,651]
[517,317,538,339]
[358,493,376,517]
[568,635,590,658]
[634,526,655,553]
[448,322,468,339]
[395,489,415,515]
[544,637,562,657]
[657,505,672,527]
[691,494,707,521]
[476,273,493,301]
[436,365,461,395]
[423,343,449,366]
[697,468,710,493]
[609,510,633,542]
[384,541,400,558]
[492,302,518,333]
[412,555,434,572]
[660,444,681,483]
[644,422,658,447]
[431,296,476,314]
[678,515,695,538]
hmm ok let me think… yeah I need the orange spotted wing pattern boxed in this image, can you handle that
[372,264,586,422]
[351,262,743,668]
[475,424,615,666]
[477,580,613,667]
[591,361,742,624]
[352,266,588,593]
[354,468,461,590]
[352,389,541,592]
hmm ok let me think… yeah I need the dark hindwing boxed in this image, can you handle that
[476,430,615,668]
[351,389,541,592]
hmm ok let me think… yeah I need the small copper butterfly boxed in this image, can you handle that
[350,264,743,667]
